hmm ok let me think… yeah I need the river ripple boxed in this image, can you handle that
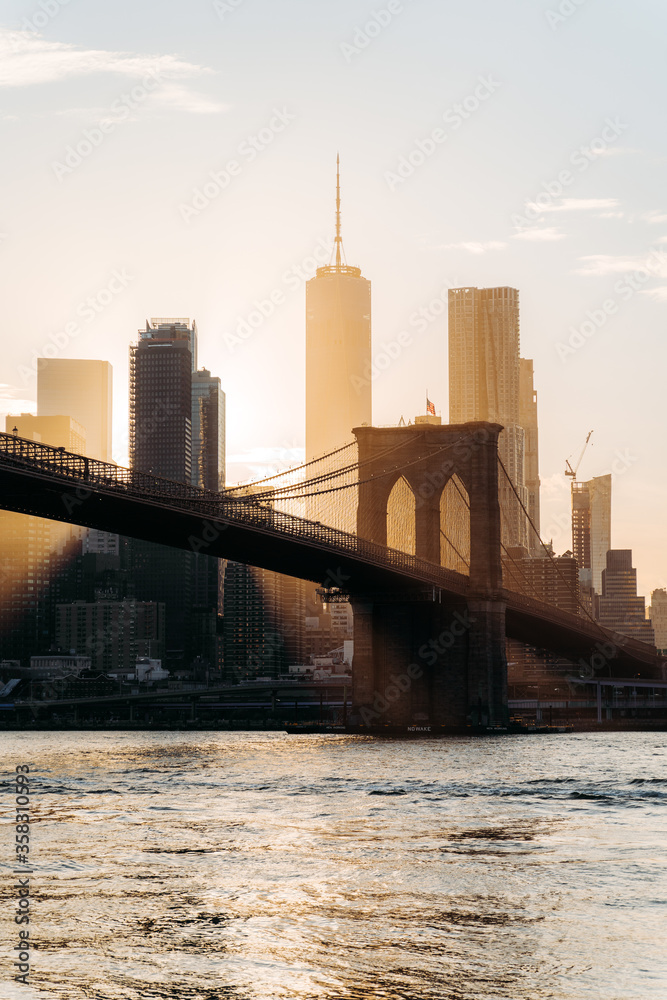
[1,731,665,999]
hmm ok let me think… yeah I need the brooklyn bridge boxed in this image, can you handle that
[0,424,662,729]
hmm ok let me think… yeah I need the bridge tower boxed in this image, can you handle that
[350,422,508,729]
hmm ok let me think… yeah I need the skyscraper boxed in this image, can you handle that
[596,550,655,646]
[129,319,222,672]
[191,370,226,670]
[305,157,371,460]
[449,286,520,426]
[130,319,195,483]
[519,359,540,548]
[225,161,368,679]
[37,359,112,461]
[448,286,531,549]
[191,368,225,491]
[571,474,612,599]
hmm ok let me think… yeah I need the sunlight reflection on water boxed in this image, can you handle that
[1,731,665,999]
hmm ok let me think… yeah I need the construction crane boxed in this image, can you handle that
[565,430,593,480]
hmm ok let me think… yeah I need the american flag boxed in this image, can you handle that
[426,398,436,416]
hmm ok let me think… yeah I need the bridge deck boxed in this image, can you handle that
[0,433,661,676]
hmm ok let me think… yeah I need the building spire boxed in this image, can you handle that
[317,155,362,278]
[335,152,342,269]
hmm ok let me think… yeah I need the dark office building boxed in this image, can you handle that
[129,319,224,673]
[223,563,306,681]
[130,319,195,483]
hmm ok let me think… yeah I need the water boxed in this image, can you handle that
[1,731,665,999]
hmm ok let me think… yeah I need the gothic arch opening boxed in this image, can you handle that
[386,476,416,555]
[440,474,470,574]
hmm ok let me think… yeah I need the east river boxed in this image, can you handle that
[1,731,665,999]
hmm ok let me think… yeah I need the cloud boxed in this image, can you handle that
[540,472,572,498]
[0,28,213,88]
[437,240,507,254]
[642,210,667,224]
[57,86,229,122]
[512,227,566,242]
[573,251,667,277]
[150,84,229,116]
[0,382,37,419]
[526,197,620,215]
[0,382,30,397]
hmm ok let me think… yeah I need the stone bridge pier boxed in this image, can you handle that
[350,422,508,729]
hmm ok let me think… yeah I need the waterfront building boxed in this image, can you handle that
[223,563,306,681]
[0,415,89,663]
[648,589,667,652]
[56,599,165,673]
[596,550,655,645]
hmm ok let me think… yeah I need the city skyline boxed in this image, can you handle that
[0,8,663,997]
[0,0,665,601]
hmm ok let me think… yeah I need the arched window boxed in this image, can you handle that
[386,476,416,555]
[440,475,470,573]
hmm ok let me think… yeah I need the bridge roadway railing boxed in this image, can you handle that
[0,433,469,596]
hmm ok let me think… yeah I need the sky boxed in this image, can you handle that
[0,0,666,598]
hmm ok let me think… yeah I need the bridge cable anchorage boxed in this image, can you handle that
[496,454,624,645]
